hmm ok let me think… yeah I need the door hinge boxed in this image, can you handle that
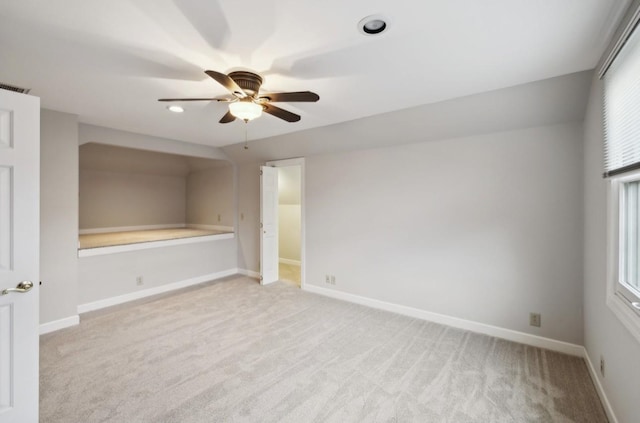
[260,170,263,175]
[259,275,263,281]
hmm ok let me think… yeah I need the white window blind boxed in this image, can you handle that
[603,22,640,177]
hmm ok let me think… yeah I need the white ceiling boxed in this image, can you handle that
[0,0,630,147]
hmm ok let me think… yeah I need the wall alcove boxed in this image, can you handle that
[78,142,234,256]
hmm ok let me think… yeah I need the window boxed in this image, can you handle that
[602,9,640,340]
[614,172,640,312]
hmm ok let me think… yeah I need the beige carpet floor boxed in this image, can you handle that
[40,276,607,423]
[279,262,301,286]
[79,228,231,249]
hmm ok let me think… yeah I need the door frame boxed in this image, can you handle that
[265,158,305,289]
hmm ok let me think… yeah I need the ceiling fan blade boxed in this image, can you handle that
[259,91,319,103]
[205,70,247,98]
[158,97,232,102]
[263,104,301,122]
[219,110,236,123]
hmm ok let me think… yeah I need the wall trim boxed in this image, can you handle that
[39,315,80,335]
[79,223,185,234]
[239,268,260,279]
[186,223,234,231]
[77,269,238,313]
[279,258,301,266]
[583,348,619,423]
[303,284,584,357]
[78,233,235,257]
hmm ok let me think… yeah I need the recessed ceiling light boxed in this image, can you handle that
[358,15,388,35]
[167,105,184,113]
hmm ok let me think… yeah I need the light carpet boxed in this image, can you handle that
[40,276,607,422]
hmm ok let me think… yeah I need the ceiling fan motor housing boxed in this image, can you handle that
[228,71,263,97]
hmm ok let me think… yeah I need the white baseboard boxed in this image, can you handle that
[39,315,80,335]
[303,284,584,357]
[239,268,260,279]
[583,348,618,423]
[79,224,185,235]
[279,258,301,266]
[77,269,238,314]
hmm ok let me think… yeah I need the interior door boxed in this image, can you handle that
[260,166,278,285]
[0,89,40,422]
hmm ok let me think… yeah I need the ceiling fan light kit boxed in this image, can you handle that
[158,69,319,124]
[166,105,184,113]
[229,101,263,121]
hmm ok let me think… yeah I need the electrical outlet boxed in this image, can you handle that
[529,313,541,327]
[330,275,336,285]
[600,355,605,377]
[325,275,331,284]
[136,276,144,286]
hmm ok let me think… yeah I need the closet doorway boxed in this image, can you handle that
[262,158,304,288]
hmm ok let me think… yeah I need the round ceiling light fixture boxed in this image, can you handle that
[166,105,184,113]
[229,101,263,122]
[358,15,388,35]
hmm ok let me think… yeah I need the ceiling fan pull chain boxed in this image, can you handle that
[244,122,249,150]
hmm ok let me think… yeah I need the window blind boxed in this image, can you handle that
[603,22,640,178]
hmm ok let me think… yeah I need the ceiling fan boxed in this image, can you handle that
[158,70,319,123]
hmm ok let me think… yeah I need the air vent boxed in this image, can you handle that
[0,82,31,95]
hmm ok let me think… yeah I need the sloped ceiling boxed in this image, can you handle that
[80,143,229,176]
[0,0,630,147]
[223,70,593,163]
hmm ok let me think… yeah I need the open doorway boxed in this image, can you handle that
[261,158,304,288]
[276,165,301,286]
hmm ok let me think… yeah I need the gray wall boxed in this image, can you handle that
[78,239,236,303]
[235,122,584,345]
[583,74,640,423]
[186,165,234,227]
[40,109,78,324]
[79,169,187,229]
[308,123,584,344]
[75,125,239,306]
[37,118,238,325]
[237,163,260,272]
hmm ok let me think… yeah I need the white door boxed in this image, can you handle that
[260,166,278,285]
[0,89,40,422]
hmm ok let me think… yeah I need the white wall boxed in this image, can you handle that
[186,165,234,227]
[278,166,301,263]
[583,75,640,423]
[40,109,79,324]
[79,169,186,229]
[279,205,301,262]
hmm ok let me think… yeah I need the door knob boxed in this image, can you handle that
[1,280,34,295]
